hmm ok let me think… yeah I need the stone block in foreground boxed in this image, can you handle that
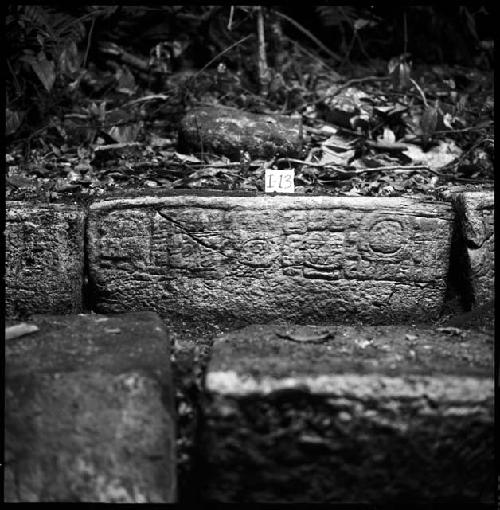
[6,202,85,319]
[201,324,494,504]
[88,192,453,323]
[5,312,176,502]
[178,105,302,159]
[453,191,494,307]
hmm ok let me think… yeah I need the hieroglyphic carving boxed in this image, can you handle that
[240,237,276,267]
[94,209,448,281]
[367,219,404,254]
[88,196,453,320]
[95,210,152,271]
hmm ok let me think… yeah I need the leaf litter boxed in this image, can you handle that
[6,25,493,202]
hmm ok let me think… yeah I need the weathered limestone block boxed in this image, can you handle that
[88,192,453,322]
[178,105,301,159]
[6,202,85,318]
[5,312,176,502]
[201,324,494,503]
[452,191,494,307]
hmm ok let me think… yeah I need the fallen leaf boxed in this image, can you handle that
[318,125,338,135]
[345,187,362,196]
[403,140,462,170]
[108,123,142,143]
[174,152,202,163]
[115,65,136,95]
[319,146,354,166]
[378,127,396,144]
[321,133,352,151]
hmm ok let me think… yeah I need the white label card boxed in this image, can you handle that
[264,169,295,193]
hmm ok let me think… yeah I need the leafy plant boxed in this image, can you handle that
[6,6,93,139]
[7,5,86,85]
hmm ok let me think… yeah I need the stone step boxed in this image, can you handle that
[5,190,494,503]
[6,191,494,322]
[200,324,494,504]
[452,191,494,307]
[87,192,454,322]
[6,201,85,319]
[5,312,176,502]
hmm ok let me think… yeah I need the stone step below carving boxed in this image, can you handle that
[200,323,494,504]
[5,312,176,503]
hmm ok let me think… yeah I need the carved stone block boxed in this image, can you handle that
[88,193,453,322]
[6,202,85,319]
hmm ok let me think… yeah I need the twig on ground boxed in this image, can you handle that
[171,161,249,168]
[123,94,170,107]
[359,164,439,175]
[276,158,438,175]
[433,124,493,135]
[276,157,346,169]
[410,78,428,106]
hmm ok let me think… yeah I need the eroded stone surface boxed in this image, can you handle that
[453,191,494,307]
[5,312,176,502]
[178,105,301,159]
[88,193,453,322]
[201,324,494,503]
[6,202,85,319]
